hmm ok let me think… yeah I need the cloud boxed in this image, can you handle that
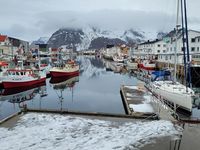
[36,9,176,33]
[0,0,200,41]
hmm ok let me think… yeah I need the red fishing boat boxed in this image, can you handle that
[49,59,79,78]
[2,69,46,89]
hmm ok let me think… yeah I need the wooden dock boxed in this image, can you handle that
[120,84,159,120]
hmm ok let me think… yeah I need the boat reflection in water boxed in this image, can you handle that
[0,82,47,103]
[49,75,79,111]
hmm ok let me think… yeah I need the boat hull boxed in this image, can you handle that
[50,71,79,78]
[2,77,46,89]
[148,81,193,113]
[127,62,138,70]
[138,64,155,70]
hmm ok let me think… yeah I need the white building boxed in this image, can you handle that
[102,46,121,59]
[157,29,200,65]
[134,39,166,60]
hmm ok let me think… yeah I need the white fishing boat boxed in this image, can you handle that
[126,59,138,70]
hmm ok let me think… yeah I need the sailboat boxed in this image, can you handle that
[148,0,195,113]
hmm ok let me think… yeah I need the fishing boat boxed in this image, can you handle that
[40,63,51,77]
[2,68,46,89]
[49,59,79,78]
[138,60,156,70]
[126,59,138,70]
[148,0,195,113]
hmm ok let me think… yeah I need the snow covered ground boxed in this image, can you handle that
[0,113,182,150]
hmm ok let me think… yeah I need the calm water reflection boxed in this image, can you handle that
[0,56,137,120]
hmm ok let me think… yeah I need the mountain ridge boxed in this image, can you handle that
[47,27,147,50]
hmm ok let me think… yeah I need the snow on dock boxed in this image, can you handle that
[0,113,182,150]
[120,84,157,118]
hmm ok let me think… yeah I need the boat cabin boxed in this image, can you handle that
[7,69,33,76]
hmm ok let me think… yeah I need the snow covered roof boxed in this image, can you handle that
[139,39,161,45]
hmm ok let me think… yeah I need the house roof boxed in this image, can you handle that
[0,35,7,42]
[139,39,161,45]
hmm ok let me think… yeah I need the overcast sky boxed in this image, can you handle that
[0,0,200,41]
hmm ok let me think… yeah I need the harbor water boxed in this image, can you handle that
[0,56,137,120]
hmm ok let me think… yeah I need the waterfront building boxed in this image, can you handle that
[134,39,166,60]
[0,35,10,55]
[0,35,29,57]
[157,29,200,65]
[102,45,129,60]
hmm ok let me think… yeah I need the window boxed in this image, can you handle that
[170,47,172,51]
[163,44,166,47]
[157,50,160,53]
[198,38,200,42]
[191,47,195,52]
[191,38,196,43]
[163,50,166,53]
[158,44,160,47]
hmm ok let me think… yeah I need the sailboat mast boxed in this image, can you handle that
[183,0,192,88]
[180,0,187,88]
[174,0,180,83]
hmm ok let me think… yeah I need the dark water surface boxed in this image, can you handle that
[0,56,137,120]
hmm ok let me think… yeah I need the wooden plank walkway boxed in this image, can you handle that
[120,84,159,120]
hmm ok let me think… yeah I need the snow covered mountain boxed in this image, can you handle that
[47,27,146,50]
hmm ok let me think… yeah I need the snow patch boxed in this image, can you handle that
[0,113,182,150]
[129,103,154,113]
[124,85,138,90]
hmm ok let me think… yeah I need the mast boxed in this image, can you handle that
[174,0,180,83]
[183,0,192,88]
[180,0,187,89]
[180,0,192,89]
